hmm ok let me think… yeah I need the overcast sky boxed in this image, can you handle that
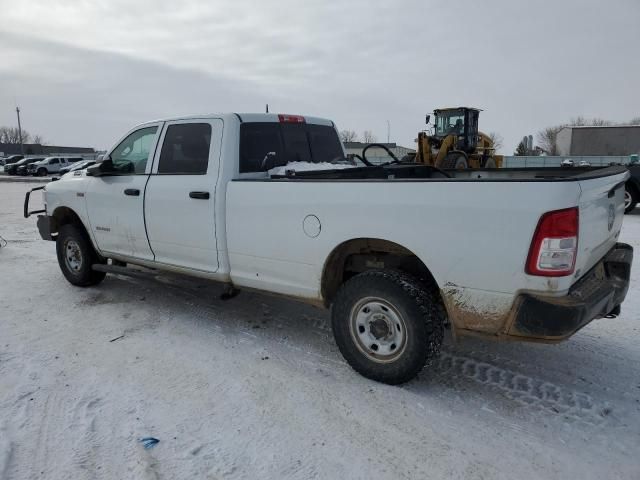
[1,0,639,152]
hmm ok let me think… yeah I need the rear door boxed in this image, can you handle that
[144,119,222,272]
[85,124,161,260]
[575,170,629,276]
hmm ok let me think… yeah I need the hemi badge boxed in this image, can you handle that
[77,192,85,197]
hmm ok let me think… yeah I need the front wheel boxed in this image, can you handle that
[331,270,445,384]
[56,224,106,286]
[37,168,48,177]
[440,152,468,169]
[624,184,637,214]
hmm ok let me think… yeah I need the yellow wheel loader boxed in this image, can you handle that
[411,107,502,169]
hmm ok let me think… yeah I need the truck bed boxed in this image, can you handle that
[264,164,628,182]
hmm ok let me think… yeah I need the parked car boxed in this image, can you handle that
[5,157,45,175]
[59,160,96,175]
[1,155,24,166]
[27,157,83,176]
[623,163,640,213]
[16,158,46,176]
[25,113,633,385]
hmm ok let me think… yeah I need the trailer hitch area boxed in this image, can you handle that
[24,185,47,218]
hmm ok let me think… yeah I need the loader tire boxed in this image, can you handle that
[331,270,445,385]
[441,152,468,169]
[56,224,106,286]
[484,157,497,168]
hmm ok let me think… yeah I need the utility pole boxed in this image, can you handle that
[16,106,24,154]
[386,120,390,143]
[265,104,269,113]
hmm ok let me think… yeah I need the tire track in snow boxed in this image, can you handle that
[433,351,608,425]
[0,422,14,480]
[108,274,613,426]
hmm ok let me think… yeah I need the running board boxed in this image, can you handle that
[91,263,157,280]
[91,263,240,300]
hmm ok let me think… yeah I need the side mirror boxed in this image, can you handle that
[86,157,114,176]
[425,114,431,125]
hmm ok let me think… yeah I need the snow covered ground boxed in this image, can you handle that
[1,181,639,480]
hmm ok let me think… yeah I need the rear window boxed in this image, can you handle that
[239,122,342,173]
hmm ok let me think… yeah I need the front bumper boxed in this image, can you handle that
[36,215,56,241]
[509,243,633,340]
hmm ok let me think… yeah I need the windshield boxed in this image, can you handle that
[435,110,465,137]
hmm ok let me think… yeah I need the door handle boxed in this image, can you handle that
[124,188,140,196]
[189,191,210,200]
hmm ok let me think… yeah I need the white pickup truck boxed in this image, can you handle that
[25,113,633,384]
[27,156,84,176]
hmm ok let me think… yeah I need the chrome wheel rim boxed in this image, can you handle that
[64,239,83,273]
[349,297,407,363]
[624,189,632,210]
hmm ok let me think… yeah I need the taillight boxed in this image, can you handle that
[526,207,579,277]
[278,114,305,123]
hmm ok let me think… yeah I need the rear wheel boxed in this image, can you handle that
[624,184,637,214]
[441,152,468,169]
[37,168,48,177]
[56,224,106,286]
[331,270,445,384]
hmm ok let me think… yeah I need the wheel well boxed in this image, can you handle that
[321,238,440,306]
[627,180,639,198]
[51,207,88,236]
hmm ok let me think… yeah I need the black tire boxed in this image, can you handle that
[37,168,48,177]
[483,157,497,168]
[56,223,106,286]
[440,152,468,169]
[331,270,445,385]
[624,184,637,214]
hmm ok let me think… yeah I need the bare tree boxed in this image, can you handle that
[487,132,503,151]
[362,130,377,143]
[627,117,640,125]
[586,117,612,126]
[32,134,45,144]
[0,127,21,143]
[0,126,35,144]
[339,130,358,143]
[536,126,562,155]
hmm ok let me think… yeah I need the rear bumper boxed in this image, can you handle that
[509,243,633,340]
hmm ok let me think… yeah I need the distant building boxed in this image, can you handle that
[556,126,640,156]
[0,143,95,157]
[343,142,415,164]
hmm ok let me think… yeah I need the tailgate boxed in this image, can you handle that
[575,169,629,279]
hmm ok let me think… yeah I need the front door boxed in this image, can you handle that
[144,119,222,272]
[85,124,161,260]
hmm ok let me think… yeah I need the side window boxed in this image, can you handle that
[110,126,158,174]
[158,123,211,174]
[50,158,59,164]
[239,123,283,173]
